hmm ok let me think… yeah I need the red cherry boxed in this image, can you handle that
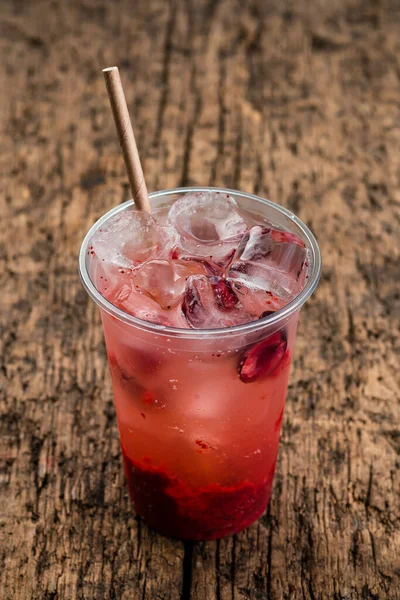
[212,279,238,311]
[238,330,287,383]
[182,280,201,322]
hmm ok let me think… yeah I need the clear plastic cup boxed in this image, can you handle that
[79,187,321,540]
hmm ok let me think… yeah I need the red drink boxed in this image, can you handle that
[79,188,320,540]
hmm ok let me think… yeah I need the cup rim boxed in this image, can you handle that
[79,186,321,338]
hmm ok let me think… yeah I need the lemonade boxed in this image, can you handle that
[79,188,320,540]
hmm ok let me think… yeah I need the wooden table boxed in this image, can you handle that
[1,0,399,598]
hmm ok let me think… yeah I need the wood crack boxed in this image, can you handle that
[152,1,177,149]
[181,541,193,600]
[210,61,227,185]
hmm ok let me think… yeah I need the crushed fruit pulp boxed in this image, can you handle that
[122,452,275,540]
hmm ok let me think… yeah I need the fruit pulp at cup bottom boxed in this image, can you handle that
[102,310,297,540]
[121,452,275,540]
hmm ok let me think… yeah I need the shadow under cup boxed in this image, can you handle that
[79,187,321,540]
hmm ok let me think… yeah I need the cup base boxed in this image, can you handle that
[122,452,275,541]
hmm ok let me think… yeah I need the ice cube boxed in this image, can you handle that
[168,191,247,265]
[133,259,206,310]
[182,275,255,329]
[90,209,164,269]
[228,226,308,302]
[230,280,283,315]
[89,209,179,322]
[108,279,188,327]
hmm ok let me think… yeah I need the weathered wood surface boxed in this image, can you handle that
[1,0,399,598]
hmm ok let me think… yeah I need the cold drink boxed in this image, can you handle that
[79,188,320,540]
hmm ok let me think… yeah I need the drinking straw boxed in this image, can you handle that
[103,66,151,213]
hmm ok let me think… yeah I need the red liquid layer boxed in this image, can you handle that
[122,450,275,540]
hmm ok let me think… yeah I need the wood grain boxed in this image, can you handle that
[0,0,399,598]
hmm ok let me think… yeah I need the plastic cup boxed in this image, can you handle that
[79,187,321,540]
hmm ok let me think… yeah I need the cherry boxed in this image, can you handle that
[182,279,204,328]
[237,329,287,383]
[212,279,238,311]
